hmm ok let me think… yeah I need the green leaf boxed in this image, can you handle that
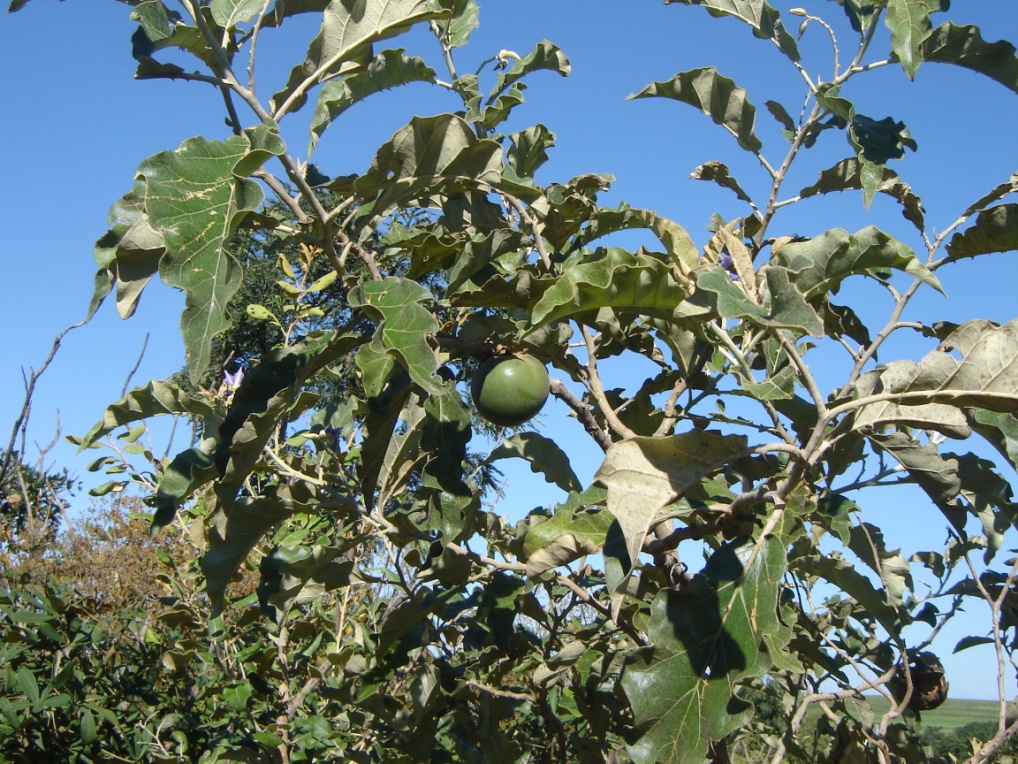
[79,707,98,745]
[506,123,556,179]
[690,161,755,205]
[440,0,479,47]
[528,248,691,331]
[521,487,611,576]
[770,226,942,299]
[211,0,265,27]
[594,432,748,617]
[835,0,878,32]
[885,0,949,79]
[947,204,1018,260]
[800,158,925,233]
[622,535,788,764]
[349,277,445,396]
[923,23,1018,94]
[793,553,906,636]
[630,67,763,152]
[90,183,165,321]
[14,668,39,704]
[139,135,275,383]
[308,49,437,154]
[486,432,583,494]
[355,114,503,219]
[571,206,700,278]
[258,544,359,617]
[663,0,800,62]
[494,40,570,92]
[271,0,447,116]
[969,408,1018,472]
[852,367,972,439]
[855,320,1018,414]
[79,381,217,449]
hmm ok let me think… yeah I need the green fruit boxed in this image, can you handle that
[471,354,550,427]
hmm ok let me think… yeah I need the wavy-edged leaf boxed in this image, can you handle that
[271,0,446,116]
[923,22,1018,94]
[885,0,949,79]
[528,248,691,331]
[595,432,748,618]
[630,67,763,152]
[622,535,787,764]
[308,49,436,154]
[800,158,925,232]
[947,204,1018,260]
[770,226,942,299]
[793,553,906,635]
[79,381,217,448]
[571,205,700,278]
[486,431,582,493]
[349,277,444,396]
[690,161,755,205]
[492,39,570,94]
[355,113,503,218]
[663,0,800,62]
[139,133,280,382]
[969,408,1018,472]
[852,366,972,439]
[522,488,610,576]
[258,543,360,618]
[90,183,166,320]
[855,320,1018,414]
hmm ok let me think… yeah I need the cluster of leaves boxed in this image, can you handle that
[9,0,1018,761]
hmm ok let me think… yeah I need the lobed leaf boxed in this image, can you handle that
[79,381,217,449]
[137,132,283,383]
[923,22,1018,94]
[349,277,445,396]
[947,204,1018,260]
[486,432,583,494]
[622,535,787,764]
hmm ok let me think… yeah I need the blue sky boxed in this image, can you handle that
[2,1,1018,700]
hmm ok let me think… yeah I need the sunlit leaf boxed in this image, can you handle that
[690,161,755,205]
[349,277,445,396]
[211,0,265,27]
[663,0,800,62]
[595,432,748,618]
[79,381,217,449]
[885,0,949,79]
[528,248,691,331]
[308,49,437,154]
[770,226,942,299]
[271,0,446,116]
[630,67,763,152]
[855,320,1018,414]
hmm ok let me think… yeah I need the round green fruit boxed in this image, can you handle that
[470,354,550,427]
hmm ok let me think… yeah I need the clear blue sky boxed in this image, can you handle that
[2,1,1017,700]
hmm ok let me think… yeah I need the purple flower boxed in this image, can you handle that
[729,272,741,281]
[719,252,734,270]
[223,367,245,389]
